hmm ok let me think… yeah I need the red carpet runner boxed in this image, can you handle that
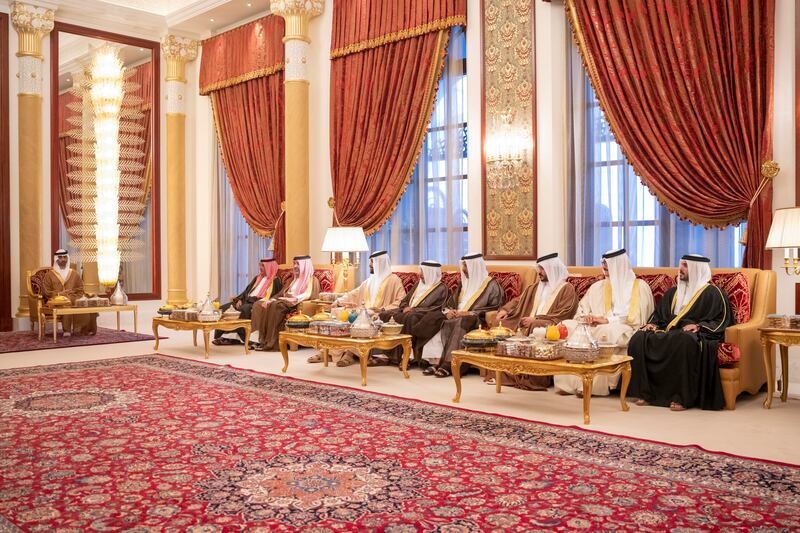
[0,355,797,531]
[0,327,155,354]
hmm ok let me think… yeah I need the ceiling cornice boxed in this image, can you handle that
[54,0,166,41]
[165,0,227,28]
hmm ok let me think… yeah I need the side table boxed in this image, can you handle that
[759,327,797,409]
[153,317,251,359]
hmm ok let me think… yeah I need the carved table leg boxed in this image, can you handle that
[53,311,58,343]
[401,340,411,379]
[203,330,210,359]
[278,337,289,373]
[193,329,198,347]
[582,373,594,424]
[495,370,501,394]
[133,306,138,333]
[619,363,631,412]
[153,322,160,351]
[322,347,329,367]
[762,338,774,409]
[244,325,251,356]
[358,348,369,386]
[116,311,120,331]
[780,344,789,403]
[452,355,462,403]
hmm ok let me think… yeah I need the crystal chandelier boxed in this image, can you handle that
[484,111,529,190]
[64,46,147,287]
[90,46,124,286]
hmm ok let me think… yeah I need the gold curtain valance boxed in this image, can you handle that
[199,14,285,95]
[330,15,466,59]
[330,0,466,59]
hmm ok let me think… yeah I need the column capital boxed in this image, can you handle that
[270,0,324,42]
[10,2,55,59]
[160,35,199,83]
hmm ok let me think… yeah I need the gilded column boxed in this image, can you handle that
[161,35,198,306]
[10,2,54,317]
[271,0,323,260]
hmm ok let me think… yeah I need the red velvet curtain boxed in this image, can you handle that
[127,62,153,215]
[566,0,775,268]
[200,15,286,262]
[329,0,466,234]
[57,91,80,236]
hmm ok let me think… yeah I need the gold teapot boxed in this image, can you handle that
[312,311,332,322]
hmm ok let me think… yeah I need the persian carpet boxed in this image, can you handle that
[0,327,156,354]
[0,355,798,531]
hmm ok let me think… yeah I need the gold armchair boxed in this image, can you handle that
[26,266,55,333]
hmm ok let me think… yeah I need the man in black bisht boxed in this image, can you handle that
[627,254,734,411]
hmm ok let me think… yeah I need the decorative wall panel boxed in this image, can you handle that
[481,0,536,259]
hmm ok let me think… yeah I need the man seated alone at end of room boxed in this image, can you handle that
[43,248,98,337]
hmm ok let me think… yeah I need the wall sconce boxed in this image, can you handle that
[766,207,800,275]
[484,111,530,190]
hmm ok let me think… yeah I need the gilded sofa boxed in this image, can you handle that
[393,264,776,410]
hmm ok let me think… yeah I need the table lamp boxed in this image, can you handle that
[766,207,800,275]
[321,227,369,286]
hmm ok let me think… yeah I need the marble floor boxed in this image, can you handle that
[4,306,799,465]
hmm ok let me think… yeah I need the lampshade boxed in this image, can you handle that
[765,207,800,249]
[321,227,369,253]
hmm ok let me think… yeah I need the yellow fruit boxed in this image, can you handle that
[545,325,561,341]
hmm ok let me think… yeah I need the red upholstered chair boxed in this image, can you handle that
[393,271,420,294]
[565,275,603,301]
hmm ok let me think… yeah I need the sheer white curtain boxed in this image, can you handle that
[213,145,271,300]
[565,31,745,268]
[120,205,152,293]
[365,26,468,268]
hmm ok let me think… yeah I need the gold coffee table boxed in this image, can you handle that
[40,304,138,342]
[152,317,251,359]
[451,350,632,424]
[278,330,412,386]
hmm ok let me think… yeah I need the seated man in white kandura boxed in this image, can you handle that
[555,248,654,397]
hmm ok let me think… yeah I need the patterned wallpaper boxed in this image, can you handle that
[482,0,536,259]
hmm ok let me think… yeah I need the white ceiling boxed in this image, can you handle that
[22,0,272,40]
[93,0,202,17]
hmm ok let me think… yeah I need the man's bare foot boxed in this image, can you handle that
[634,398,648,406]
[669,402,686,411]
[555,389,571,396]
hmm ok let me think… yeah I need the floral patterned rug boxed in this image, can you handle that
[0,327,156,354]
[0,354,797,531]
